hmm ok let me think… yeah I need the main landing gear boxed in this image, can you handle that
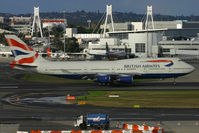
[98,82,110,86]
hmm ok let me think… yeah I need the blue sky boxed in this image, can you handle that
[1,0,199,15]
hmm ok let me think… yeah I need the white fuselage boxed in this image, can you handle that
[36,58,194,78]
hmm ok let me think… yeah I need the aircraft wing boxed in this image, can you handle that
[72,72,141,80]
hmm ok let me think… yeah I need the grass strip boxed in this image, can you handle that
[79,91,199,108]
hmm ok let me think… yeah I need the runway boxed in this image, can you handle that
[0,62,199,132]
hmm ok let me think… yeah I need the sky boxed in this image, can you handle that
[1,0,199,16]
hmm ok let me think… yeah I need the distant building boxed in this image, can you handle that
[147,21,183,29]
[86,21,199,58]
[0,17,4,23]
[10,23,31,34]
[85,38,127,55]
[159,37,199,56]
[101,22,133,32]
[131,22,143,31]
[0,28,14,34]
[42,19,66,29]
[146,21,199,29]
[104,21,199,33]
[9,16,31,23]
[8,16,32,34]
[0,45,12,57]
[74,34,103,41]
[66,28,77,38]
[108,27,199,58]
[182,21,199,29]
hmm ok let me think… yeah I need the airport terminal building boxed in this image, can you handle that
[83,21,199,58]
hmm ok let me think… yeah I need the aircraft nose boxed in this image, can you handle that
[187,64,195,73]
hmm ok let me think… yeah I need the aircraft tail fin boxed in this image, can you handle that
[5,35,45,68]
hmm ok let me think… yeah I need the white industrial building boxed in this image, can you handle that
[10,23,31,34]
[85,38,127,55]
[66,28,77,38]
[0,17,4,23]
[108,28,199,58]
[42,19,66,29]
[159,37,199,56]
[131,22,143,31]
[100,21,199,32]
[79,5,199,58]
[127,30,162,57]
[83,27,199,58]
[100,22,133,32]
[0,45,12,57]
[9,16,31,23]
[0,28,14,34]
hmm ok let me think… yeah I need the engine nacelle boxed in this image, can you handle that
[97,74,110,83]
[118,75,133,83]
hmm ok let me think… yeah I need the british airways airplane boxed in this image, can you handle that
[5,35,195,85]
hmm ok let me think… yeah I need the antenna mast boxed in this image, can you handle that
[103,5,115,38]
[31,7,43,38]
[145,5,154,30]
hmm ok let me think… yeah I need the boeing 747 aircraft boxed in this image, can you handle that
[5,35,195,85]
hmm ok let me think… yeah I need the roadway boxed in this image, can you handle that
[0,61,199,132]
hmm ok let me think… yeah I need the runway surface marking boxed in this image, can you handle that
[0,84,19,85]
[0,86,18,89]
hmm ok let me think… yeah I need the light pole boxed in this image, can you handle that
[48,26,50,49]
[87,20,91,29]
[62,10,67,56]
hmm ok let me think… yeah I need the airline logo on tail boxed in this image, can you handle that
[5,35,38,67]
[146,60,174,67]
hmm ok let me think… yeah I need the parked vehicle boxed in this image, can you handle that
[74,114,110,130]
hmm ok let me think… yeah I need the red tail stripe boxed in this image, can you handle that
[8,38,33,51]
[146,60,173,63]
[10,64,15,68]
[18,53,38,64]
[11,61,17,64]
[11,53,38,65]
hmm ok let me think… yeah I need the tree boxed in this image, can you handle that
[52,36,63,50]
[0,23,15,31]
[77,26,93,33]
[50,25,80,53]
[0,33,8,45]
[17,33,29,44]
[51,26,64,50]
[65,37,80,52]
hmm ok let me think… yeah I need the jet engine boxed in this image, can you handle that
[97,74,110,83]
[118,75,133,83]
